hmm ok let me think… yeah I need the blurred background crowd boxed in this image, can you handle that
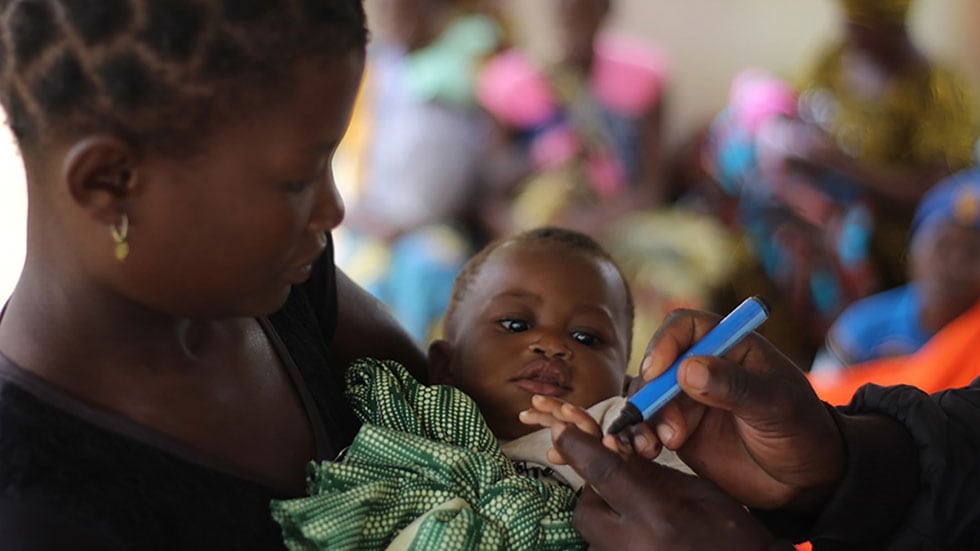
[4,0,980,393]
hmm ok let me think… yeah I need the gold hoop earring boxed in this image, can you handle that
[110,214,129,262]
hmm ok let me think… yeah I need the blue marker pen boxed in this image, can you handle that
[607,296,770,434]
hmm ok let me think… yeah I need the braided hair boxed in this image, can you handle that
[0,0,366,154]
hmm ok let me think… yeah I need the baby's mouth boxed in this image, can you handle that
[511,361,572,397]
[512,377,571,397]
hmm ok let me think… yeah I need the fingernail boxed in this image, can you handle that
[640,356,653,378]
[685,360,710,390]
[656,424,675,445]
[518,409,530,418]
[633,433,652,453]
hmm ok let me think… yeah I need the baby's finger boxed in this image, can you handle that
[518,408,560,428]
[546,446,568,465]
[602,433,634,460]
[625,422,661,460]
[530,394,567,414]
[556,402,602,437]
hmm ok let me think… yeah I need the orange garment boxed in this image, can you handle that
[811,300,980,405]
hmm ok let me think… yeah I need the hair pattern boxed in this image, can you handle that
[445,226,636,344]
[0,0,366,153]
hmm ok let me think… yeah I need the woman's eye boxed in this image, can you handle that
[498,319,530,333]
[571,331,599,346]
[283,180,314,194]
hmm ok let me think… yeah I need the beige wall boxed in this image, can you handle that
[0,120,25,304]
[502,0,979,145]
[1,1,978,301]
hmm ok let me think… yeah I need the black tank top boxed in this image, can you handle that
[0,242,359,550]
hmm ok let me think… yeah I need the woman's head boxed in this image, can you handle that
[5,0,368,319]
[909,169,980,331]
[0,0,366,155]
[430,227,633,439]
[839,0,912,26]
[553,0,610,69]
[839,0,914,64]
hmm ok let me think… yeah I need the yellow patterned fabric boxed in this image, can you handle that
[803,44,976,172]
[270,359,583,550]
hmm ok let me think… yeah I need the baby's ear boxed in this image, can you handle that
[427,339,454,385]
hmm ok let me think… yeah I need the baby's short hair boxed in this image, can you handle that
[444,226,635,345]
[0,0,366,154]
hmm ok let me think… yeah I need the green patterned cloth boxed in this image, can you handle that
[270,358,584,550]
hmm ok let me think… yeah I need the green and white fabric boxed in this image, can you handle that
[270,358,584,550]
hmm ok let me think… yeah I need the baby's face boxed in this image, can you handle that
[447,244,630,439]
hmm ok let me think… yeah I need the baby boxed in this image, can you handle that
[429,226,685,488]
[272,227,684,549]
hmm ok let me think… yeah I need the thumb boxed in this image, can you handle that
[677,356,784,425]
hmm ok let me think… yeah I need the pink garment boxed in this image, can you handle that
[476,35,666,196]
[529,126,582,169]
[476,50,556,128]
[476,34,669,129]
[728,68,797,133]
[587,151,626,197]
[590,34,668,117]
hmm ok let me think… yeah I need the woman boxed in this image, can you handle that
[704,0,977,352]
[0,1,425,547]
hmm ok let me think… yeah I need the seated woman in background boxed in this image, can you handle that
[703,0,977,356]
[811,168,980,402]
[476,0,669,237]
[478,0,745,364]
[338,0,503,343]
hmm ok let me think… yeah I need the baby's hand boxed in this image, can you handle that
[519,395,629,465]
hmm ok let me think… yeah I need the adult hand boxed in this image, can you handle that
[553,424,786,551]
[638,309,845,512]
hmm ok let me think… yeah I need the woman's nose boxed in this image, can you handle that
[308,170,345,234]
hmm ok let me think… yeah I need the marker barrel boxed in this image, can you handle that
[610,296,769,432]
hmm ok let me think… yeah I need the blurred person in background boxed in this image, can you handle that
[478,0,744,365]
[702,0,977,363]
[338,0,504,343]
[475,0,669,237]
[811,169,980,403]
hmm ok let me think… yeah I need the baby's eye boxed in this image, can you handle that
[571,331,599,346]
[498,319,530,333]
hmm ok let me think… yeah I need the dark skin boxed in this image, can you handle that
[0,54,426,496]
[428,243,630,439]
[909,222,980,333]
[544,309,919,548]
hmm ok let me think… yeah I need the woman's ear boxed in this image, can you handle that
[62,135,139,225]
[427,339,454,385]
